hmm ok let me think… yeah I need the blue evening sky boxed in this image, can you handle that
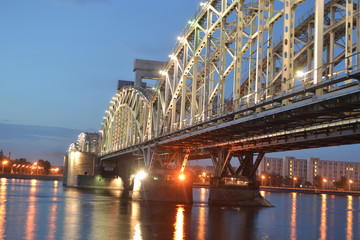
[0,0,359,165]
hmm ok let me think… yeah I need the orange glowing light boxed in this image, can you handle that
[179,174,185,181]
[323,178,327,183]
[261,175,265,179]
[2,161,7,165]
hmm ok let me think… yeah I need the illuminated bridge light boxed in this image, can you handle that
[179,174,185,181]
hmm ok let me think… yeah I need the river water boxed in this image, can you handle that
[0,178,359,240]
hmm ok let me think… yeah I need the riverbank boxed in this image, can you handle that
[193,184,360,196]
[260,186,360,196]
[0,173,62,181]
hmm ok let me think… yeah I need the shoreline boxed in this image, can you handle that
[260,186,360,196]
[0,173,63,181]
[193,183,360,196]
[1,179,356,196]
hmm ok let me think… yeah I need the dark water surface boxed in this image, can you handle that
[0,178,359,240]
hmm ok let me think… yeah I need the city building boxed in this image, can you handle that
[258,156,360,190]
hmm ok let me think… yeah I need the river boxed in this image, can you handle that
[0,178,359,239]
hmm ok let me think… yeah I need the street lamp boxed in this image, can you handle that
[323,178,327,190]
[293,177,297,188]
[261,175,265,186]
[349,179,353,191]
[2,160,8,174]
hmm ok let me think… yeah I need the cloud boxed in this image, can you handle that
[0,123,84,166]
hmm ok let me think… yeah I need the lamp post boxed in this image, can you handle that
[323,178,327,190]
[349,179,353,191]
[11,164,16,174]
[293,177,297,188]
[261,175,265,186]
[33,162,38,175]
[2,160,8,174]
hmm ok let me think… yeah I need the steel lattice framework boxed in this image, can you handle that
[100,0,360,176]
[101,86,155,153]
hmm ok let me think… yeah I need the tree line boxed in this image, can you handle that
[1,154,52,175]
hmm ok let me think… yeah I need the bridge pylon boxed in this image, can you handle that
[131,147,193,203]
[208,147,272,206]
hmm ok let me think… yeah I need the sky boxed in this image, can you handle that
[0,0,360,166]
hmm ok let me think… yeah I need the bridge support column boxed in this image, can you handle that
[209,149,272,207]
[131,150,193,204]
[131,172,193,204]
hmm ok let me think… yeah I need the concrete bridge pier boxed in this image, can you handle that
[209,177,272,207]
[208,149,272,207]
[101,150,193,203]
[100,153,139,198]
[131,168,193,204]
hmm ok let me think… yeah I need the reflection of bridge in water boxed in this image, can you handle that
[91,0,360,205]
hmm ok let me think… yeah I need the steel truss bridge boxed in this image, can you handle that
[99,0,360,181]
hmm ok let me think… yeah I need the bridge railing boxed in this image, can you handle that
[161,52,360,134]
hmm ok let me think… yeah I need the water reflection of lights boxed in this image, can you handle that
[197,206,206,240]
[290,192,297,240]
[131,202,143,240]
[319,194,327,240]
[197,188,207,240]
[25,191,37,239]
[30,179,37,187]
[133,223,142,240]
[26,179,38,239]
[200,188,206,202]
[30,179,37,194]
[63,191,80,240]
[46,202,57,240]
[0,179,7,239]
[346,195,353,240]
[53,181,58,197]
[174,206,185,240]
[260,191,266,197]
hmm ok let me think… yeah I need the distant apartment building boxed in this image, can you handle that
[259,156,307,180]
[258,156,360,190]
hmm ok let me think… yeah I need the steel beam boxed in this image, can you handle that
[314,0,324,85]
